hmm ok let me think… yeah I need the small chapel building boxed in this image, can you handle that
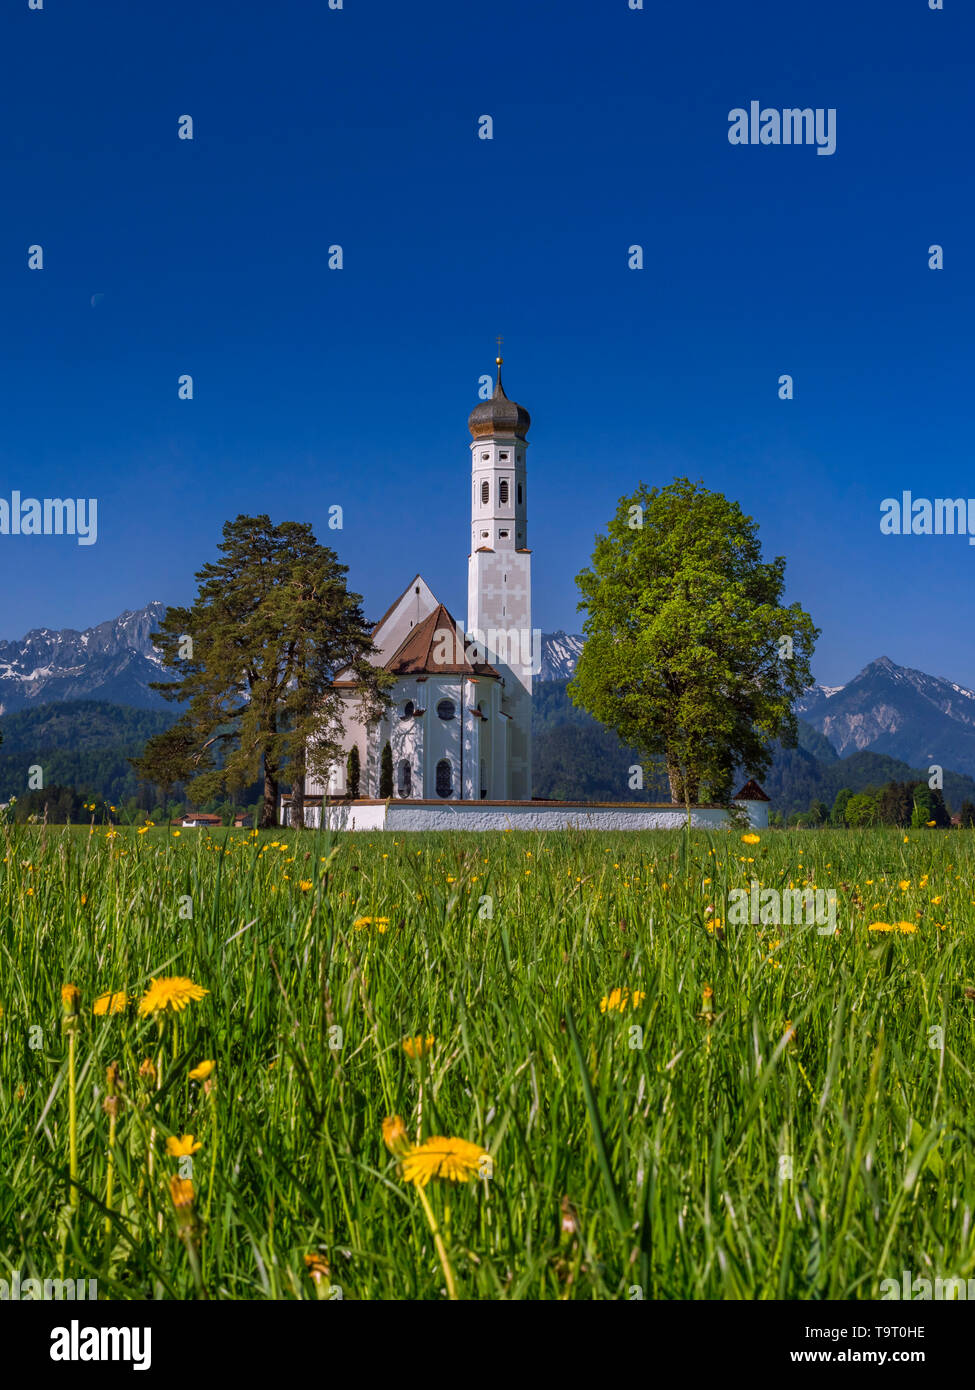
[281,357,536,821]
[278,360,770,832]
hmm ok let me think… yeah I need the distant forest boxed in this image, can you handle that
[532,681,975,823]
[2,691,975,826]
[0,701,259,824]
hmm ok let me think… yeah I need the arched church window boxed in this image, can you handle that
[435,759,452,798]
[481,481,489,505]
[499,480,509,505]
[401,700,414,719]
[517,483,523,504]
[436,699,455,721]
[397,760,412,797]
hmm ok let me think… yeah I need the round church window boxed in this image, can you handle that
[436,699,455,721]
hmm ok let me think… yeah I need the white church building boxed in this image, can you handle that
[279,360,770,832]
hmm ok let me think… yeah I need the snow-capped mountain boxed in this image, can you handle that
[797,656,975,778]
[0,602,171,714]
[539,631,585,680]
[0,609,590,710]
[5,606,974,783]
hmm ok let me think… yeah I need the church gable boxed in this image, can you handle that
[370,574,440,666]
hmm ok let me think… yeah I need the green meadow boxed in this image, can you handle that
[1,822,973,1300]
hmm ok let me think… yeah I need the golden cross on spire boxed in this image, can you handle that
[495,334,503,365]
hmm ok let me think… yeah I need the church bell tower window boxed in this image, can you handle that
[481,481,489,505]
[435,759,453,798]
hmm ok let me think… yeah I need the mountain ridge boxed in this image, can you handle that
[3,604,975,782]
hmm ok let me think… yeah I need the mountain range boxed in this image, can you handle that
[0,602,170,714]
[2,602,975,802]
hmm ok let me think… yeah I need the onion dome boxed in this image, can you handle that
[468,358,531,440]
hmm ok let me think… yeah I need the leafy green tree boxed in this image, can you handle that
[958,800,975,828]
[133,515,392,828]
[911,785,935,827]
[831,787,854,827]
[912,785,951,828]
[346,744,361,800]
[808,799,830,826]
[845,791,878,827]
[379,740,393,799]
[569,480,818,807]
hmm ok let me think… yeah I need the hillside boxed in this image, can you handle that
[532,680,975,819]
[0,701,176,805]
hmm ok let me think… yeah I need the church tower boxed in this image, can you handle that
[467,356,533,799]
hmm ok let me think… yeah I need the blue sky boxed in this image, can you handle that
[1,0,972,686]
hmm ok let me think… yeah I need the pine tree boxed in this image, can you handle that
[379,740,393,799]
[346,744,361,800]
[132,515,393,828]
[929,787,952,828]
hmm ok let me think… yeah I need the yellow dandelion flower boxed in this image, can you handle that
[868,921,894,932]
[741,833,761,846]
[188,1060,215,1081]
[61,983,81,1015]
[382,1114,409,1155]
[600,987,646,1013]
[899,880,910,891]
[169,1175,195,1208]
[93,990,128,1016]
[896,920,918,934]
[402,1034,435,1059]
[166,1134,202,1157]
[401,1135,490,1187]
[299,880,313,891]
[137,976,208,1016]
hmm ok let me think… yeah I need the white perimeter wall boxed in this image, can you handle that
[286,800,768,832]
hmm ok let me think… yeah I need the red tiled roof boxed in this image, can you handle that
[383,603,500,677]
[734,779,771,802]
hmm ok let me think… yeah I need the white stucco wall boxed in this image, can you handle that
[282,798,769,832]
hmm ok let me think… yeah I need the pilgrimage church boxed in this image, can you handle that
[286,355,535,818]
[279,358,770,832]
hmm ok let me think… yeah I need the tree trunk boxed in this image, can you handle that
[291,768,306,830]
[667,760,685,805]
[261,764,279,829]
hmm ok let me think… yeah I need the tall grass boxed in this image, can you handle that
[1,821,973,1299]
